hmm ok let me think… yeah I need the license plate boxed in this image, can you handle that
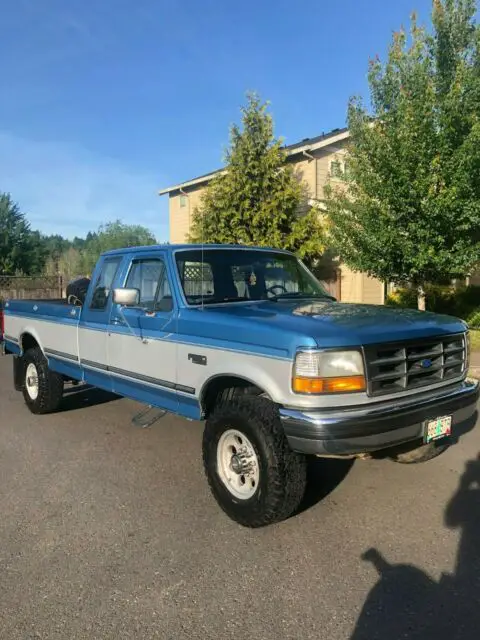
[424,415,452,443]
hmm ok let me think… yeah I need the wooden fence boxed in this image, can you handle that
[0,275,64,301]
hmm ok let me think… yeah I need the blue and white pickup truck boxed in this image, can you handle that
[2,245,478,526]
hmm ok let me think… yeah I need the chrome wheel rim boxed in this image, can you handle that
[25,362,39,400]
[216,429,260,500]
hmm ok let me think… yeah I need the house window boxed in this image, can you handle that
[330,160,344,178]
[180,194,187,207]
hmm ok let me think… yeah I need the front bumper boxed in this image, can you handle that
[280,379,479,456]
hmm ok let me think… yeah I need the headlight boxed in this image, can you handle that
[293,350,366,394]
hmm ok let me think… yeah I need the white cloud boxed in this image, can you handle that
[0,131,169,241]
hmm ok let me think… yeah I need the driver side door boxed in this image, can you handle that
[79,255,123,390]
[107,254,178,412]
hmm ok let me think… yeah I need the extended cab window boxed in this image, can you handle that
[125,259,172,312]
[90,257,122,310]
[179,261,214,298]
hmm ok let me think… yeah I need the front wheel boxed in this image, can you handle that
[22,347,64,414]
[202,397,307,527]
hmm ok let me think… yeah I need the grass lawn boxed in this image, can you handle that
[470,329,480,352]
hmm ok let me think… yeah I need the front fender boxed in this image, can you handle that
[198,355,290,405]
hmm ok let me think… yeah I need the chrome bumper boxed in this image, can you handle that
[280,379,479,456]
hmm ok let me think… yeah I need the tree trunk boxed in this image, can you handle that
[417,285,426,311]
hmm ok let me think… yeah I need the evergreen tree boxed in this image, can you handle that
[190,93,324,264]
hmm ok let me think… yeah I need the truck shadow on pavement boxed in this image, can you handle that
[59,384,119,412]
[350,450,480,640]
[298,412,477,518]
[296,457,355,515]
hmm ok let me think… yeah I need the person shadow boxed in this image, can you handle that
[351,453,480,640]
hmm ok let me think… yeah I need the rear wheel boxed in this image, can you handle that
[390,440,449,464]
[13,355,24,391]
[203,397,307,527]
[22,347,64,414]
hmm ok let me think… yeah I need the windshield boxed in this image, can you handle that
[175,248,332,305]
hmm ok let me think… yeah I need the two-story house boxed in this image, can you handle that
[158,126,385,304]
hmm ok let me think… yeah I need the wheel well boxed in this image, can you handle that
[201,376,267,418]
[21,333,39,353]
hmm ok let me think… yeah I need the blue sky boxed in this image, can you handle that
[0,0,434,240]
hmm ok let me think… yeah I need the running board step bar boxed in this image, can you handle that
[131,405,167,428]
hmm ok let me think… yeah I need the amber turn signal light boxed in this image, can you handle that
[292,375,366,394]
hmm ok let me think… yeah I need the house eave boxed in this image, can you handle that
[158,129,350,196]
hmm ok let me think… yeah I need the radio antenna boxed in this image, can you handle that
[201,209,205,311]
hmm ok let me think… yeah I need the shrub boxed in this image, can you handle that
[467,309,480,329]
[386,285,480,321]
[386,288,418,309]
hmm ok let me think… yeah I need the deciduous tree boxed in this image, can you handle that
[325,0,480,309]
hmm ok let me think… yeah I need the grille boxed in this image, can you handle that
[364,333,467,397]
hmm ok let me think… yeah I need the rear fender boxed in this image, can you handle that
[19,326,44,355]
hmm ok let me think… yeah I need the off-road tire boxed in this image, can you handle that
[390,440,449,464]
[13,355,24,391]
[203,397,307,527]
[22,347,64,414]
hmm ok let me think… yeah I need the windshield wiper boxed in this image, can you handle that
[200,296,249,305]
[268,292,335,301]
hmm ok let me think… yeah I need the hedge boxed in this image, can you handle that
[386,285,480,328]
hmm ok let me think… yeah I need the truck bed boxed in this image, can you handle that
[5,298,81,324]
[8,298,70,306]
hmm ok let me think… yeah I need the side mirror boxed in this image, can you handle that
[113,288,140,307]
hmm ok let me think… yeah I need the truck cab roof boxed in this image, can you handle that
[101,244,295,257]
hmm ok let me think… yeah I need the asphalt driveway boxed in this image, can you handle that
[0,355,479,639]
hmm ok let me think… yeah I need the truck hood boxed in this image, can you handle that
[205,299,466,348]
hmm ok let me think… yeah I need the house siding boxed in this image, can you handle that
[361,273,385,305]
[169,188,203,244]
[340,265,384,305]
[340,265,363,303]
[468,273,480,286]
[315,142,347,200]
[290,157,313,214]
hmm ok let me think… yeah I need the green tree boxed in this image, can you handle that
[324,0,480,309]
[43,234,72,259]
[0,192,34,275]
[81,220,157,272]
[44,247,84,281]
[189,93,324,264]
[28,230,50,274]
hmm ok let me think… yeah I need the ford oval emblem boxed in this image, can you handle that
[420,358,433,368]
